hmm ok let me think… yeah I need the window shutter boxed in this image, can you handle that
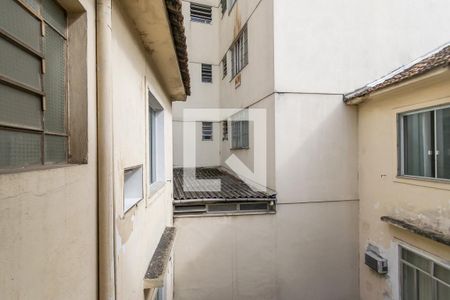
[190,3,212,24]
[201,64,212,83]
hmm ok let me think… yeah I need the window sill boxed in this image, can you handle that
[230,147,249,150]
[394,175,450,190]
[0,163,85,175]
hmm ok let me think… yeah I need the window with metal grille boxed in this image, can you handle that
[400,246,450,300]
[222,120,228,141]
[231,110,249,149]
[201,63,212,83]
[0,0,68,169]
[221,0,227,15]
[398,104,450,180]
[231,26,248,78]
[202,122,213,141]
[190,3,212,24]
[222,54,227,78]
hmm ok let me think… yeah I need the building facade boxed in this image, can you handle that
[346,45,450,300]
[0,0,189,299]
[172,0,450,299]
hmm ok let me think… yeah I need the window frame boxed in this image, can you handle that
[148,90,165,190]
[190,2,212,24]
[0,0,69,171]
[399,245,450,300]
[398,103,450,182]
[230,26,248,79]
[222,54,227,79]
[201,63,212,83]
[201,121,213,141]
[230,110,249,150]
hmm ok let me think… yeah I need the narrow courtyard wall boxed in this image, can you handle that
[0,0,97,299]
[111,1,175,298]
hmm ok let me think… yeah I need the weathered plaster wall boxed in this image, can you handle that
[0,0,97,299]
[358,74,450,300]
[112,1,174,299]
[174,201,359,300]
[273,0,450,94]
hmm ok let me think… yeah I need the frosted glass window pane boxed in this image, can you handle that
[436,107,450,179]
[0,0,41,51]
[0,37,42,90]
[403,112,434,177]
[45,135,66,163]
[0,129,41,167]
[24,0,42,13]
[43,26,66,133]
[43,0,66,36]
[402,264,415,300]
[437,282,450,300]
[0,83,42,129]
[435,264,450,285]
[417,272,433,300]
[402,248,431,272]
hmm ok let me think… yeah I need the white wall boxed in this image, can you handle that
[112,2,174,298]
[274,0,450,94]
[173,121,221,168]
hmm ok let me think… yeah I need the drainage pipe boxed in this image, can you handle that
[96,0,115,299]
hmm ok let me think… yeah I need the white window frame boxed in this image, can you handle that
[202,121,213,141]
[399,245,450,300]
[398,103,450,181]
[231,26,248,78]
[230,110,249,150]
[148,91,165,190]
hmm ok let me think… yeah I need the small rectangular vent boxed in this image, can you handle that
[208,203,237,212]
[190,3,212,24]
[240,203,268,211]
[365,250,388,274]
[201,64,212,83]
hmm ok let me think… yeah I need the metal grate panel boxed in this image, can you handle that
[0,129,41,167]
[43,25,66,133]
[0,83,42,129]
[0,0,42,51]
[0,36,42,90]
[45,134,66,163]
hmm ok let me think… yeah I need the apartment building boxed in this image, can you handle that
[345,45,450,300]
[0,0,189,299]
[172,0,450,299]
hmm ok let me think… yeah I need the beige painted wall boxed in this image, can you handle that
[112,1,175,299]
[0,0,97,299]
[357,72,450,300]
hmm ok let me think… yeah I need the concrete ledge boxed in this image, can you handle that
[381,216,450,246]
[144,227,176,289]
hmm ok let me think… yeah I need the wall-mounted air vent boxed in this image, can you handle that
[365,249,388,274]
[190,3,212,24]
[201,64,212,83]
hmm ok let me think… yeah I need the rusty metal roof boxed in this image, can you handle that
[345,43,450,103]
[173,168,276,202]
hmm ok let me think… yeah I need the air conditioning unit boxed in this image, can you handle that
[365,250,388,274]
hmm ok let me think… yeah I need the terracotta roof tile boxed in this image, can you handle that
[166,0,191,96]
[345,43,450,102]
